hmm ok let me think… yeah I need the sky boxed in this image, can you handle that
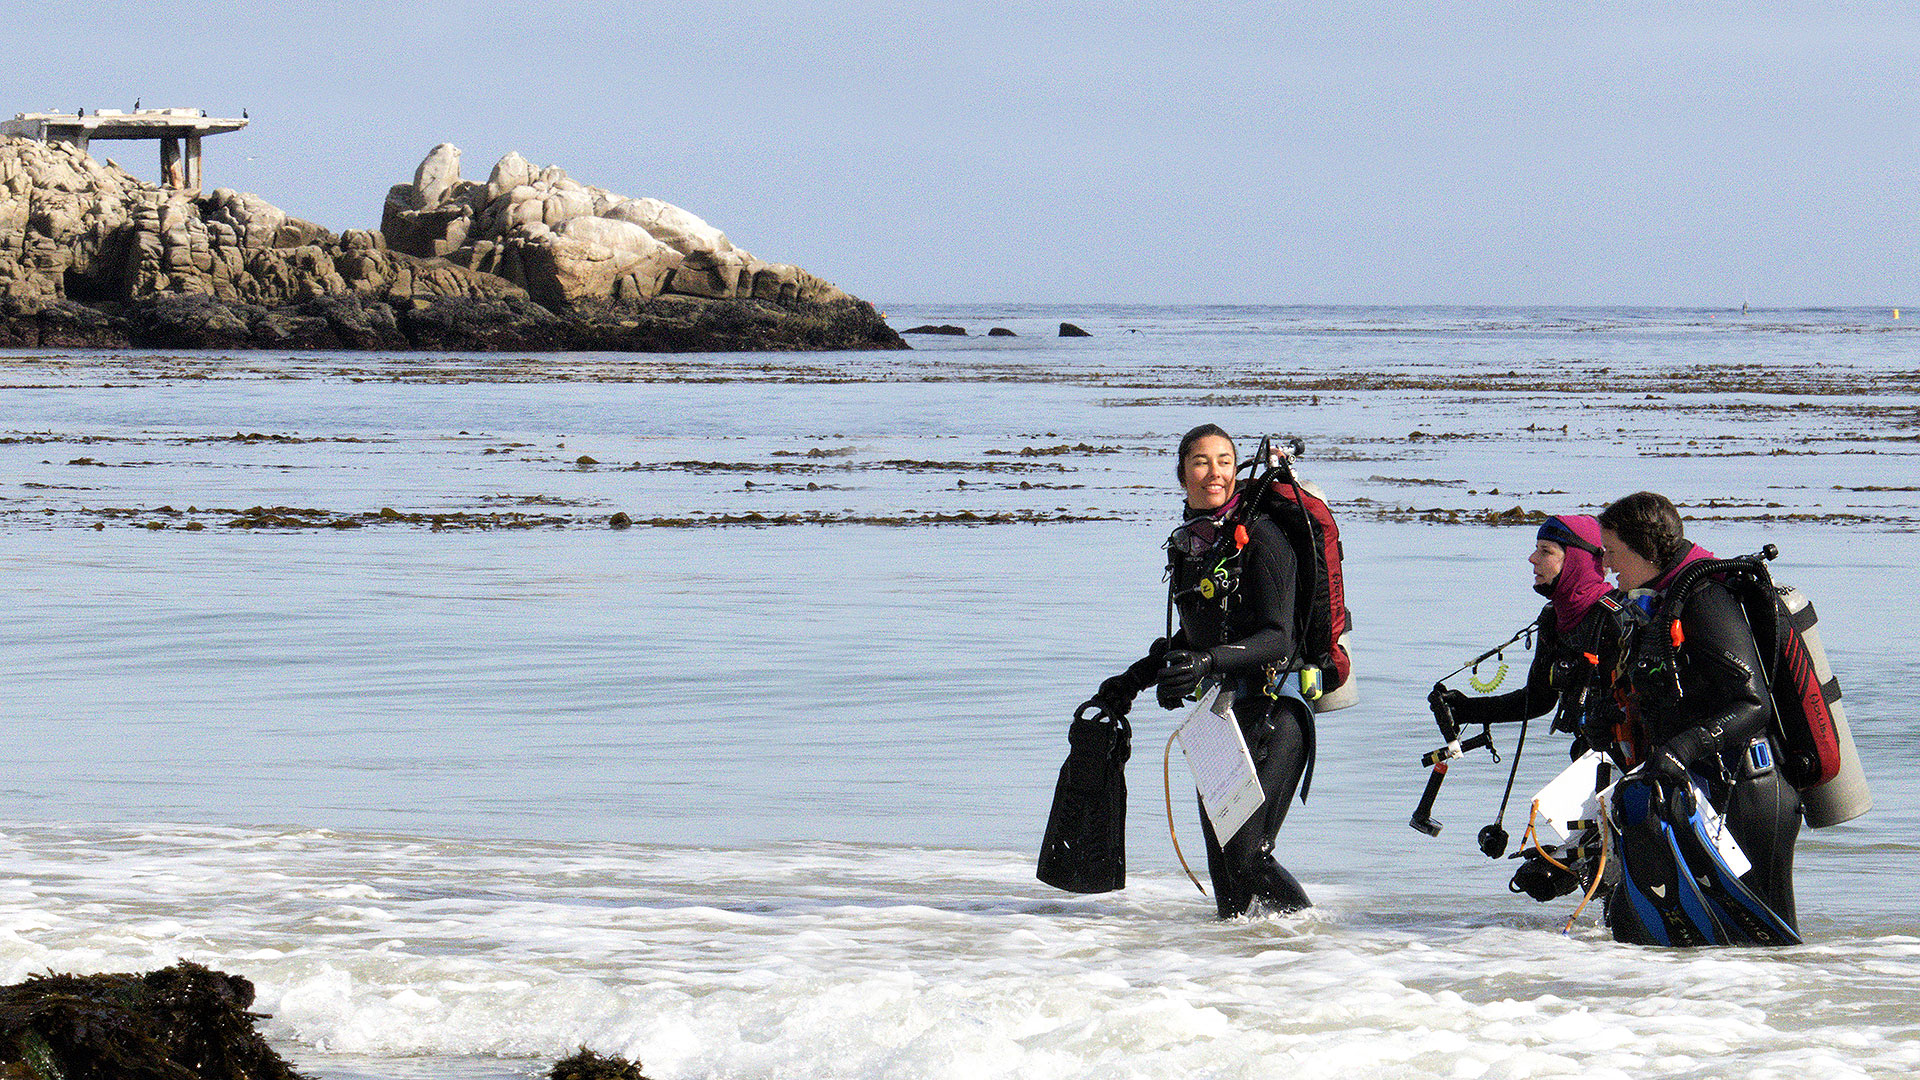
[7,1,1916,306]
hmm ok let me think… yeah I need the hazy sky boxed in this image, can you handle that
[9,1,1916,306]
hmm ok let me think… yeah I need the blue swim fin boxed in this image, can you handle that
[1610,774,1724,946]
[1663,782,1801,947]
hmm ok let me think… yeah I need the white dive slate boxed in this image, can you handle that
[1175,686,1264,843]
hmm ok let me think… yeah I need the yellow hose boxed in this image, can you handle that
[1164,731,1207,894]
[1563,801,1613,934]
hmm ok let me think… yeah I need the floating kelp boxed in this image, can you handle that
[1375,504,1550,526]
[630,509,1118,527]
[984,443,1126,456]
[632,459,1069,474]
[0,961,301,1080]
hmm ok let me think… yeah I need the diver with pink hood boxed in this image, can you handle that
[1428,513,1625,902]
[1434,513,1618,742]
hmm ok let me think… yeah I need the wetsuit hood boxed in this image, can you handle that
[1539,514,1610,634]
[1182,490,1241,522]
[1172,491,1242,551]
[1651,541,1717,593]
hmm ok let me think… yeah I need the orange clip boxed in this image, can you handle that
[1234,523,1249,549]
[1669,620,1685,647]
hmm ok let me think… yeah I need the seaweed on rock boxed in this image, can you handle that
[549,1047,651,1080]
[0,961,302,1080]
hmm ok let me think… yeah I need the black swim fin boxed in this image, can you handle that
[1663,782,1802,946]
[1610,774,1724,946]
[1036,706,1130,893]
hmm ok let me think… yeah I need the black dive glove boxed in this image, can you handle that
[1156,650,1213,709]
[1083,675,1140,720]
[1651,727,1714,785]
[1082,639,1170,719]
[1427,685,1473,727]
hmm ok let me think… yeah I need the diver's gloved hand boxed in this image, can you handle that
[1091,675,1139,719]
[1156,650,1212,709]
[1074,698,1122,724]
[1509,854,1580,902]
[1651,727,1713,785]
[1427,685,1472,725]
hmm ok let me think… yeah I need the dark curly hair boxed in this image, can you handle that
[1598,491,1689,569]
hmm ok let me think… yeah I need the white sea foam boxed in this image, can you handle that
[0,828,1915,1078]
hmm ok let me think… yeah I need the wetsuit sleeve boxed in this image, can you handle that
[1669,580,1772,764]
[1205,516,1298,676]
[1450,608,1561,726]
[1095,638,1173,716]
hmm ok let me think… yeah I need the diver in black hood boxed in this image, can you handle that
[1079,424,1314,917]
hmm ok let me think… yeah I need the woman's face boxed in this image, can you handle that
[1181,435,1237,511]
[1602,527,1662,590]
[1529,539,1565,587]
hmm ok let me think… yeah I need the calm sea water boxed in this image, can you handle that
[3,305,1917,1079]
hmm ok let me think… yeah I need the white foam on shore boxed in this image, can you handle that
[1,826,1916,1079]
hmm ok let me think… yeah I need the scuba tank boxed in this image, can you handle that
[1650,548,1870,829]
[1776,584,1870,828]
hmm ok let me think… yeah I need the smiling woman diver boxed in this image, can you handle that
[1074,424,1315,917]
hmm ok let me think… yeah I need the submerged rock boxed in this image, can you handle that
[900,323,966,335]
[1058,321,1090,337]
[0,961,302,1080]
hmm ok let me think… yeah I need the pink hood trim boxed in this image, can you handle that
[1546,515,1612,634]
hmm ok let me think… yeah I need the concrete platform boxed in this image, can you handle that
[2,108,248,191]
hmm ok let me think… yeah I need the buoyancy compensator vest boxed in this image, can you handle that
[1165,436,1356,713]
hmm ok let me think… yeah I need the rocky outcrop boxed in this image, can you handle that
[380,143,852,312]
[0,135,903,351]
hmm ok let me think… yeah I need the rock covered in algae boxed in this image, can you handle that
[0,960,301,1080]
[549,1047,651,1080]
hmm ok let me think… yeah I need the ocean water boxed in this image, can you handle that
[2,305,1917,1079]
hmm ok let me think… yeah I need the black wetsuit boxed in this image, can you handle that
[1094,510,1315,917]
[1612,571,1801,932]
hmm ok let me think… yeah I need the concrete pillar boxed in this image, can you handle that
[185,133,203,191]
[160,136,184,189]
